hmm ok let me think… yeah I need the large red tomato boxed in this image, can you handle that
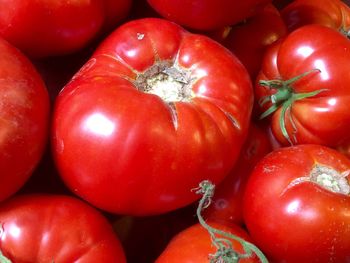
[155,221,261,262]
[147,0,272,30]
[0,194,126,262]
[52,18,253,216]
[243,144,350,262]
[255,24,350,147]
[208,4,287,80]
[204,122,272,225]
[281,0,350,33]
[0,37,49,202]
[0,0,132,58]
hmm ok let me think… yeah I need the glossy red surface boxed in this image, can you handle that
[244,144,350,262]
[0,0,132,58]
[155,222,260,262]
[0,195,126,262]
[147,0,272,30]
[52,18,253,216]
[255,24,350,147]
[0,37,49,202]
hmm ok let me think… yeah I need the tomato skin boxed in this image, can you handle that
[52,18,253,216]
[101,0,133,31]
[243,144,350,262]
[147,0,272,30]
[272,0,293,10]
[0,37,49,202]
[0,194,126,262]
[0,0,131,58]
[155,222,259,263]
[337,143,350,159]
[255,24,350,147]
[281,0,350,33]
[204,122,272,225]
[208,4,287,80]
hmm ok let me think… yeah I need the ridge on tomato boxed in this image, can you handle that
[0,194,126,262]
[52,18,253,216]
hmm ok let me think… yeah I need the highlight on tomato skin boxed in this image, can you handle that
[243,144,350,263]
[0,194,127,263]
[51,17,254,216]
[255,24,350,148]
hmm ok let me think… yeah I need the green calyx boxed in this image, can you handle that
[259,69,327,145]
[0,251,11,263]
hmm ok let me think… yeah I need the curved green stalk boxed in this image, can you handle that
[194,180,269,263]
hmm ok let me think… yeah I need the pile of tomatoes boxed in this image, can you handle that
[0,0,350,262]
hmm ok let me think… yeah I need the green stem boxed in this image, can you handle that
[194,180,269,263]
[259,69,326,144]
[0,251,11,263]
[0,224,11,263]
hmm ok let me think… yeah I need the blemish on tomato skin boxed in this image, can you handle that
[54,138,65,154]
[262,165,278,174]
[136,33,144,40]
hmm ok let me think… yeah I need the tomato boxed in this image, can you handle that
[243,144,350,262]
[155,221,260,262]
[52,18,253,216]
[0,37,49,202]
[281,0,350,34]
[0,194,126,262]
[146,0,272,31]
[0,0,132,58]
[208,4,287,80]
[204,122,272,225]
[255,24,350,147]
